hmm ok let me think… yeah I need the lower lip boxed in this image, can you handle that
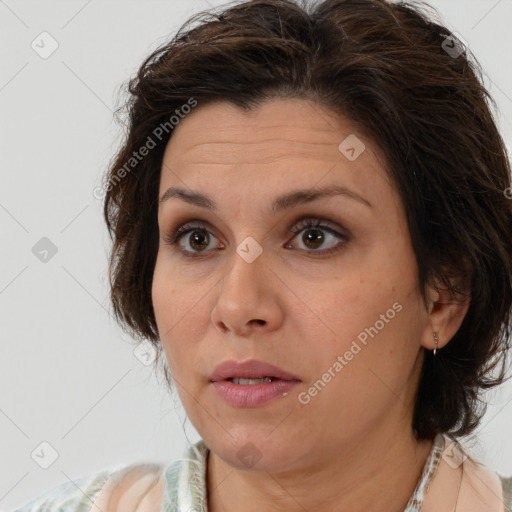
[211,379,300,408]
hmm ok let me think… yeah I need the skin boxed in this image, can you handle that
[151,97,469,512]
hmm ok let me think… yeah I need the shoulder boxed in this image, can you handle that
[498,473,512,512]
[11,466,116,512]
[458,454,512,512]
[11,441,209,512]
[11,463,165,512]
[418,435,512,512]
[93,462,165,512]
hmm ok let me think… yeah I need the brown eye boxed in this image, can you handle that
[187,230,211,252]
[288,217,350,255]
[301,228,325,250]
[163,222,221,257]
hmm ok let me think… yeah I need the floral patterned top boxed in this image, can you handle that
[12,434,512,511]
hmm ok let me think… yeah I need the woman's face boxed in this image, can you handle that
[152,98,432,472]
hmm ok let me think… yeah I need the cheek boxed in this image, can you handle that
[151,258,213,374]
[297,292,424,430]
[152,254,199,329]
[152,262,175,336]
[298,253,423,378]
[152,261,189,366]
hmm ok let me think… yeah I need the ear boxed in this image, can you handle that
[420,276,471,352]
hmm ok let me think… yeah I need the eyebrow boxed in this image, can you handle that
[159,184,372,212]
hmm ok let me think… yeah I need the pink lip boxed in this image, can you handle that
[210,359,301,408]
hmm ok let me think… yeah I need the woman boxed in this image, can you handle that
[14,0,512,510]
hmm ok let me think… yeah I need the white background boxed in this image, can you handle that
[1,0,511,509]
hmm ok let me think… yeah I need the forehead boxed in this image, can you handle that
[164,98,387,169]
[172,97,343,135]
[159,98,393,206]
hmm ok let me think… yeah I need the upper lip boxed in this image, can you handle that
[210,359,301,382]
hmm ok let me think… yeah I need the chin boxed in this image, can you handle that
[203,426,310,473]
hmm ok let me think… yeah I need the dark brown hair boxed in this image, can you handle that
[102,0,512,440]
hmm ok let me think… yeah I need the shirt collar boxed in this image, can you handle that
[162,433,446,512]
[404,433,446,511]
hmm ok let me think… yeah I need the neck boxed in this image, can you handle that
[207,424,434,512]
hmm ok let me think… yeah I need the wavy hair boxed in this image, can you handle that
[102,0,512,440]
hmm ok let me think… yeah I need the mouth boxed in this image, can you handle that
[210,359,301,383]
[210,360,301,408]
[227,377,276,385]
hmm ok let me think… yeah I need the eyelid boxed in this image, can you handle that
[289,216,344,235]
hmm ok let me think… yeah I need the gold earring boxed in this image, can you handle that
[433,332,439,356]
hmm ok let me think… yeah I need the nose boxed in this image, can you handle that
[210,243,284,337]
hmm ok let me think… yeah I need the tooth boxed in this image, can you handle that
[231,377,273,385]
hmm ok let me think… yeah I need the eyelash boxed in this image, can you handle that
[163,217,351,258]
